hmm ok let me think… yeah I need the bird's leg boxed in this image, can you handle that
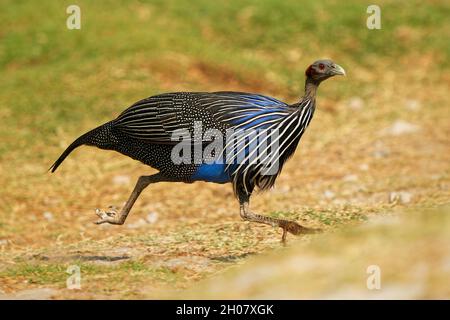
[95,173,166,225]
[239,201,320,243]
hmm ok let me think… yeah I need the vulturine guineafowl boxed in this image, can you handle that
[50,59,345,242]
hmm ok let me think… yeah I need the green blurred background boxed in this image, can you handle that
[1,0,448,160]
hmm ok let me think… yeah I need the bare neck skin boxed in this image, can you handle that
[303,78,319,100]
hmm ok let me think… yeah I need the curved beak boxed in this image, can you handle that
[332,64,346,76]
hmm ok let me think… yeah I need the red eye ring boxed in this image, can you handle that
[319,63,325,70]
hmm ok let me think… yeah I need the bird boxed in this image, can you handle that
[50,59,345,242]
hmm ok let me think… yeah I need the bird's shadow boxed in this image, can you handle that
[70,255,130,262]
[32,253,130,263]
[209,252,255,263]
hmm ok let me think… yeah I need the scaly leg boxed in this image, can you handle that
[239,201,320,243]
[95,173,167,225]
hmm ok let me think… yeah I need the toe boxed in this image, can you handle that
[284,221,320,235]
[95,208,104,218]
[94,209,111,224]
[285,221,303,235]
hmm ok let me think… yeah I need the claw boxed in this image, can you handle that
[285,221,322,235]
[280,221,322,242]
[94,208,118,225]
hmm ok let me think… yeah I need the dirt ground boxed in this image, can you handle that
[1,58,449,298]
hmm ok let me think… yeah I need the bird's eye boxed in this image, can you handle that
[319,63,325,70]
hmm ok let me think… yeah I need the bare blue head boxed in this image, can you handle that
[305,59,346,84]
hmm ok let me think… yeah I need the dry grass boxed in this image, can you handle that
[1,56,448,298]
[179,206,450,299]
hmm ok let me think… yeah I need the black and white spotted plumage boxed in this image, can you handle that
[50,59,345,202]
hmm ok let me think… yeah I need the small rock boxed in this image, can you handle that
[382,120,420,136]
[112,175,131,186]
[43,211,54,221]
[372,141,390,158]
[0,239,8,246]
[389,191,413,204]
[323,190,335,199]
[126,212,159,228]
[372,149,390,158]
[146,212,158,224]
[126,218,148,229]
[359,163,369,171]
[347,96,364,110]
[342,174,358,182]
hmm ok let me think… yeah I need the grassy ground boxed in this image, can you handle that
[0,0,449,299]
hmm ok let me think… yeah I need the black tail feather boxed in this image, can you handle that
[49,124,109,173]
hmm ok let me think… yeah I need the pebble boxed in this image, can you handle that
[342,174,358,182]
[382,120,420,136]
[126,218,148,229]
[112,175,131,185]
[43,211,54,221]
[146,212,158,224]
[372,142,390,158]
[323,190,335,199]
[389,191,413,204]
[359,163,369,171]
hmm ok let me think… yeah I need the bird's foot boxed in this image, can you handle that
[280,220,322,243]
[94,206,122,225]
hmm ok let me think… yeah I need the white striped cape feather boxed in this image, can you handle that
[111,91,315,195]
